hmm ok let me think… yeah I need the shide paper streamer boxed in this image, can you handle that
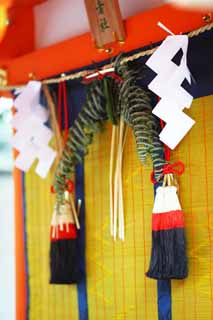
[11,81,56,178]
[146,34,195,149]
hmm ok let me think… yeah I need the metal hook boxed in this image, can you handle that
[105,47,114,55]
[203,13,212,24]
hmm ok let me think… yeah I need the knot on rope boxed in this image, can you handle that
[82,70,123,84]
[50,179,75,194]
[150,161,185,184]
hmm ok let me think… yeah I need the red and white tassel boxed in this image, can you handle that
[146,175,188,280]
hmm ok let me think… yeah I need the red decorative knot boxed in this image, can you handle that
[150,161,185,184]
[50,185,55,194]
[82,71,123,84]
[66,179,75,193]
[97,72,104,80]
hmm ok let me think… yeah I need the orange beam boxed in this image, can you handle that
[4,4,211,85]
[0,6,35,62]
[12,94,26,320]
[0,0,45,60]
[0,0,52,60]
[14,166,26,320]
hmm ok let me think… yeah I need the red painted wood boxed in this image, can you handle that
[4,4,211,85]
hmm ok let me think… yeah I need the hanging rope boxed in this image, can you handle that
[150,112,185,184]
[57,81,69,142]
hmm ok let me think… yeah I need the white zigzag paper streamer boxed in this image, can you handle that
[146,35,195,149]
[11,81,56,178]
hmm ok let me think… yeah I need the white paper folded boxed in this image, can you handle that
[11,81,56,178]
[146,35,195,149]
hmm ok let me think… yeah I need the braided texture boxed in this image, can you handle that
[117,62,165,171]
[54,79,118,200]
[54,59,164,201]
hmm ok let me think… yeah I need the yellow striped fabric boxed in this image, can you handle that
[171,96,213,320]
[25,165,79,320]
[24,95,213,319]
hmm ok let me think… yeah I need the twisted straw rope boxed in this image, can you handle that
[2,22,213,90]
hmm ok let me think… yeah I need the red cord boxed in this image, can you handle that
[82,71,123,84]
[57,81,69,142]
[150,161,185,184]
[57,82,62,132]
[62,81,69,142]
[50,82,70,193]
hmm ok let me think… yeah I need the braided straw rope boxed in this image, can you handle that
[2,22,213,90]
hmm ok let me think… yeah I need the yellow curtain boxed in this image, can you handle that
[25,95,213,319]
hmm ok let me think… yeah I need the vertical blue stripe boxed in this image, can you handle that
[153,169,172,320]
[154,175,172,320]
[157,280,171,320]
[57,75,88,319]
[21,173,30,320]
[75,161,89,320]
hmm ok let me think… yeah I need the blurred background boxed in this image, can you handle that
[0,105,15,320]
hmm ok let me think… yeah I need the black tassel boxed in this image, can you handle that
[146,185,188,280]
[49,199,81,285]
[50,239,81,284]
[146,228,188,280]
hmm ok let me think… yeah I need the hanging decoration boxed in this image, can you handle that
[42,83,64,161]
[82,66,128,240]
[84,0,125,49]
[11,81,56,178]
[50,189,81,284]
[146,32,195,149]
[147,113,188,280]
[53,68,118,202]
[52,56,165,243]
[109,117,127,240]
[147,163,188,279]
[43,83,81,284]
[118,61,165,174]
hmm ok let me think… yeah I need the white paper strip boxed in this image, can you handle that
[146,35,195,149]
[11,81,56,178]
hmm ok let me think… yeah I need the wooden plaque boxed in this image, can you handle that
[84,0,126,48]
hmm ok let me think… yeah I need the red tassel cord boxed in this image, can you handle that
[62,81,69,142]
[146,117,188,280]
[50,84,81,284]
[82,70,123,85]
[50,185,80,284]
[150,161,185,185]
[57,81,69,142]
[146,184,188,279]
[57,81,63,133]
[50,189,80,284]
